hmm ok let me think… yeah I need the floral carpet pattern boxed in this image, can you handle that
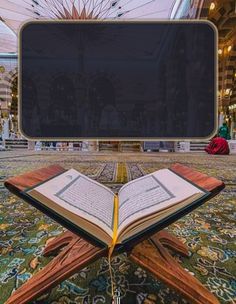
[0,151,235,304]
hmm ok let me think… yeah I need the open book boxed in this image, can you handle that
[25,168,209,248]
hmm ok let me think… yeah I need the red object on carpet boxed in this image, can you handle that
[205,137,230,155]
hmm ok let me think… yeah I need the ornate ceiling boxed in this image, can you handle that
[208,0,236,45]
[0,0,175,53]
[207,0,236,110]
[0,21,16,53]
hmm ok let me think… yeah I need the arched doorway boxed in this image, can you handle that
[50,75,76,123]
[89,76,116,127]
[89,76,119,150]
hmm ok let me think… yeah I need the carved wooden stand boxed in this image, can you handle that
[4,164,224,304]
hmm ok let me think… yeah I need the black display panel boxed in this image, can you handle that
[19,21,217,139]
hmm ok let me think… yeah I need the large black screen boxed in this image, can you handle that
[20,21,216,139]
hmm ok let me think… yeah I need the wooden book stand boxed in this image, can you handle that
[4,163,224,304]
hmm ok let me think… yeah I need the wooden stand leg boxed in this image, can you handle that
[130,240,219,304]
[43,230,78,256]
[43,231,218,304]
[6,229,217,304]
[44,231,218,304]
[150,230,189,257]
[5,237,106,304]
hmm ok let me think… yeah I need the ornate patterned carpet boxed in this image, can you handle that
[0,151,235,304]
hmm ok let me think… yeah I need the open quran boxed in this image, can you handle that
[24,168,210,249]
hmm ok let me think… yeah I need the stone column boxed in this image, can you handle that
[87,141,98,152]
[218,113,224,129]
[2,118,9,140]
[81,141,89,151]
[28,140,35,150]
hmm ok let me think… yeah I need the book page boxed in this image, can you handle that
[118,169,204,233]
[29,169,115,236]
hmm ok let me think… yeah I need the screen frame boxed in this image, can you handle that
[18,19,218,141]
